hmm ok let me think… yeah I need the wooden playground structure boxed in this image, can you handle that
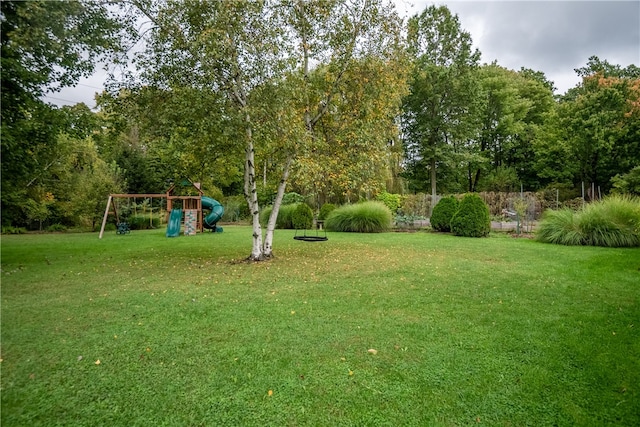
[98,180,207,238]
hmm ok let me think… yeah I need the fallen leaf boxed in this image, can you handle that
[367,348,378,355]
[95,359,101,365]
[349,370,354,376]
[77,355,83,361]
[268,389,273,396]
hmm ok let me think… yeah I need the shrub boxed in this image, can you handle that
[325,202,392,233]
[430,196,459,232]
[401,193,432,217]
[537,195,640,247]
[318,203,336,221]
[611,166,640,196]
[47,224,67,232]
[394,214,426,230]
[1,226,27,234]
[478,166,519,192]
[260,203,300,229]
[129,214,161,230]
[282,192,306,205]
[376,192,403,214]
[222,195,249,222]
[292,203,313,229]
[450,194,490,237]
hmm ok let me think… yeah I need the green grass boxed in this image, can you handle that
[1,227,639,426]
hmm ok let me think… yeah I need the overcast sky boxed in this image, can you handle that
[398,0,639,92]
[46,0,640,109]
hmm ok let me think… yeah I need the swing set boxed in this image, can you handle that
[99,193,166,239]
[98,180,218,239]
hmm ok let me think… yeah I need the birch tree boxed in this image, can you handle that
[126,0,403,260]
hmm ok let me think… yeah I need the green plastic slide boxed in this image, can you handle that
[202,196,224,232]
[166,208,182,237]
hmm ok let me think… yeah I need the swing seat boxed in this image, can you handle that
[294,228,328,242]
[294,235,328,241]
[116,222,131,234]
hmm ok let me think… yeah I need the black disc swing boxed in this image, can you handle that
[294,219,328,242]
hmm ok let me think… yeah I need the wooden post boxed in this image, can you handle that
[198,196,203,232]
[99,195,113,239]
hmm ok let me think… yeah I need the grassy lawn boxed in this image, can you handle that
[1,227,639,426]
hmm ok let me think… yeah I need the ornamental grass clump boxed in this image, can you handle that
[325,201,392,233]
[536,209,585,246]
[430,196,459,232]
[450,194,490,237]
[537,195,640,247]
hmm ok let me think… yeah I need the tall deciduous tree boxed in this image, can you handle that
[96,87,243,195]
[0,0,128,226]
[469,64,554,192]
[128,0,290,260]
[401,5,480,202]
[291,57,408,204]
[127,0,404,260]
[535,58,640,194]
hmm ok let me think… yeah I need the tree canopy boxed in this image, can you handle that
[1,0,127,227]
[401,5,480,201]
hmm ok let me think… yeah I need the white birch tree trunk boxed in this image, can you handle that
[263,155,293,257]
[243,114,264,261]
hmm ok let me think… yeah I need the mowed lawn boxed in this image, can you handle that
[1,227,639,426]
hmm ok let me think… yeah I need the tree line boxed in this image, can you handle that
[2,1,638,258]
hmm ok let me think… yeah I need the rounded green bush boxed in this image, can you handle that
[430,196,459,232]
[450,194,490,237]
[282,192,306,205]
[325,201,392,233]
[318,203,336,221]
[292,203,313,229]
[376,192,402,214]
[260,203,299,229]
